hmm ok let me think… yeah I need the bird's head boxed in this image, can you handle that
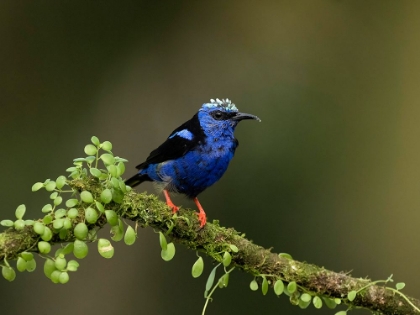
[198,99,260,135]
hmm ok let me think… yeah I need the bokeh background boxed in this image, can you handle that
[1,1,420,314]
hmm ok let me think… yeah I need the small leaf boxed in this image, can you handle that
[313,296,323,309]
[101,141,113,152]
[100,153,115,165]
[90,168,102,178]
[15,204,26,220]
[74,223,88,240]
[322,297,337,309]
[2,267,16,281]
[229,244,239,252]
[95,201,105,213]
[261,276,269,295]
[91,136,100,146]
[41,227,53,241]
[26,259,36,272]
[105,210,118,226]
[16,257,27,272]
[59,271,70,284]
[161,242,175,261]
[287,281,297,294]
[300,293,312,303]
[206,264,220,292]
[43,259,56,279]
[110,219,124,241]
[42,204,53,213]
[274,279,284,295]
[67,208,79,219]
[250,279,258,291]
[101,189,112,204]
[73,240,88,259]
[54,196,63,206]
[38,241,52,254]
[66,199,79,208]
[84,207,98,224]
[222,251,232,267]
[14,220,25,230]
[117,162,125,176]
[278,253,293,260]
[335,311,347,315]
[220,273,229,288]
[124,226,136,245]
[84,144,97,156]
[111,188,124,203]
[21,252,34,261]
[192,257,204,278]
[53,219,64,230]
[43,215,53,225]
[61,243,74,255]
[45,181,56,192]
[159,232,167,250]
[67,260,79,272]
[347,290,357,301]
[32,182,44,192]
[56,175,67,189]
[54,209,67,219]
[98,238,114,259]
[24,220,34,226]
[0,220,14,227]
[80,191,94,204]
[396,282,406,290]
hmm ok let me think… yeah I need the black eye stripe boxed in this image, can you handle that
[211,110,234,120]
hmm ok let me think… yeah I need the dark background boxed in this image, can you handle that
[1,1,420,314]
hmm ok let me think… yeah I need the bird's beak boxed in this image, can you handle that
[231,112,261,122]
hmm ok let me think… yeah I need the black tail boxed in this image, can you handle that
[125,173,151,188]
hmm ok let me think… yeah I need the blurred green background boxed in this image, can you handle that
[1,1,420,314]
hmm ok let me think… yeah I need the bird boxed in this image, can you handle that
[125,98,260,228]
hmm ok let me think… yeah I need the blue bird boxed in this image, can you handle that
[125,98,260,227]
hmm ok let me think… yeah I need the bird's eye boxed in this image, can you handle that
[212,111,224,120]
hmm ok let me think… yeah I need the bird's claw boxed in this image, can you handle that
[197,211,206,228]
[166,201,179,213]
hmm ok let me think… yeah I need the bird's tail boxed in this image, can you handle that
[125,173,150,188]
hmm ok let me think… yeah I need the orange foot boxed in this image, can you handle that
[163,189,179,213]
[193,197,207,228]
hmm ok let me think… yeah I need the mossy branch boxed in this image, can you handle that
[0,175,419,314]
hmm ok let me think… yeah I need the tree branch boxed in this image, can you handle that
[0,176,419,314]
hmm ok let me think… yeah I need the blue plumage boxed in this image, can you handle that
[125,98,260,227]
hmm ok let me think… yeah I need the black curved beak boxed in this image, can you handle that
[232,112,261,122]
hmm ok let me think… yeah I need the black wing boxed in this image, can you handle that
[136,113,205,170]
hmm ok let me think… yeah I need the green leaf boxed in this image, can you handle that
[67,260,79,272]
[53,218,64,230]
[26,259,36,272]
[287,281,297,294]
[313,296,323,309]
[278,253,293,260]
[43,259,56,279]
[63,218,72,229]
[15,204,26,220]
[107,164,118,177]
[0,220,14,227]
[32,182,44,192]
[261,276,269,295]
[24,220,34,226]
[161,242,176,261]
[192,256,204,278]
[111,188,124,204]
[42,204,53,213]
[101,141,113,152]
[124,226,136,245]
[50,270,61,283]
[61,243,74,255]
[84,144,97,156]
[274,279,284,295]
[73,240,89,259]
[118,180,127,193]
[56,175,67,189]
[43,215,53,225]
[90,168,102,178]
[74,222,88,240]
[45,181,56,192]
[298,299,311,309]
[54,208,67,219]
[250,279,258,291]
[396,282,406,290]
[335,311,347,315]
[41,227,53,241]
[322,297,337,309]
[84,207,98,224]
[101,189,112,204]
[222,251,232,267]
[110,219,124,242]
[67,208,79,219]
[85,156,96,164]
[229,244,239,252]
[111,177,120,189]
[54,196,63,206]
[95,201,105,213]
[38,241,52,254]
[66,199,79,208]
[54,257,67,270]
[220,273,229,288]
[2,267,16,282]
[98,238,114,259]
[105,210,118,226]
[300,293,312,303]
[14,219,25,230]
[347,290,357,302]
[206,264,220,292]
[117,162,125,176]
[80,191,94,204]
[100,153,115,165]
[50,192,58,199]
[59,271,70,284]
[21,252,34,261]
[16,257,27,272]
[91,136,100,146]
[159,232,167,250]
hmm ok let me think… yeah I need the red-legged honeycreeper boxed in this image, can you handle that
[125,98,260,227]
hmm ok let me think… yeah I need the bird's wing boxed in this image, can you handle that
[136,113,205,170]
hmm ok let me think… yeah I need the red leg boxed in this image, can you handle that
[193,197,207,228]
[163,189,179,213]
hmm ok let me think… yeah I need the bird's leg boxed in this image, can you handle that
[163,189,180,213]
[193,197,207,228]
